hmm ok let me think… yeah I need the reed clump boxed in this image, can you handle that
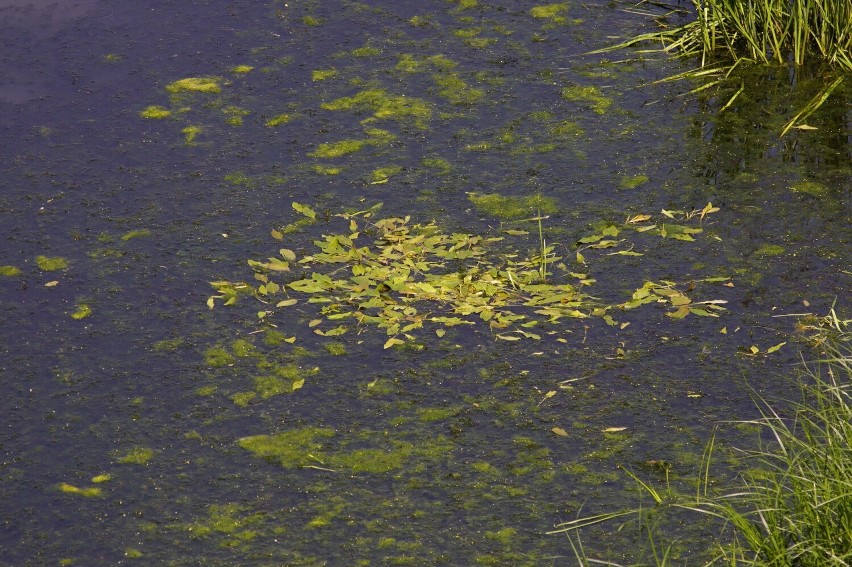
[598,0,851,134]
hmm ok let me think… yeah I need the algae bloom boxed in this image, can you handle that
[166,77,221,94]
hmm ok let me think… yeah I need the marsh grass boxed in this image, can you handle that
[552,318,852,565]
[597,0,852,134]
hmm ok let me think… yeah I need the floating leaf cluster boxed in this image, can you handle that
[209,203,729,347]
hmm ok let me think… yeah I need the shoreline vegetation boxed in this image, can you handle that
[596,0,851,134]
[552,308,852,565]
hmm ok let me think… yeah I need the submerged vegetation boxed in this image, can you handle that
[598,0,852,133]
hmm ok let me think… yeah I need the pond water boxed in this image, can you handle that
[0,0,849,564]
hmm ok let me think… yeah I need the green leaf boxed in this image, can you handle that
[766,342,786,354]
[292,202,317,220]
[276,299,298,307]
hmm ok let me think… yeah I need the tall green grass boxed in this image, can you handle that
[597,0,852,134]
[551,312,852,565]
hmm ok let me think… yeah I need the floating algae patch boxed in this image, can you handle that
[530,3,569,21]
[327,443,414,474]
[370,165,402,183]
[421,156,453,174]
[120,229,151,241]
[313,164,342,175]
[620,174,649,189]
[561,85,613,114]
[139,105,171,119]
[791,179,829,197]
[35,255,69,271]
[753,243,785,257]
[309,139,369,158]
[181,503,265,551]
[0,265,22,277]
[70,304,92,320]
[182,125,202,144]
[116,447,154,465]
[238,427,336,468]
[265,113,293,127]
[204,346,235,368]
[165,77,222,94]
[312,69,338,81]
[320,89,432,126]
[468,192,557,219]
[323,342,347,356]
[58,483,102,498]
[239,428,453,474]
[232,65,253,74]
[433,73,483,105]
[222,106,250,126]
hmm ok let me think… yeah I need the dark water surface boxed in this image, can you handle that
[1,1,849,564]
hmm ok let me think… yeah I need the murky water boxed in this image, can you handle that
[0,1,849,564]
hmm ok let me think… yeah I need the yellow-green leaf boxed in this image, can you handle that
[292,202,317,220]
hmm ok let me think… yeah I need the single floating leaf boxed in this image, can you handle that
[766,342,786,354]
[551,427,569,437]
[276,299,298,307]
[292,201,317,220]
[383,337,404,349]
[602,427,627,433]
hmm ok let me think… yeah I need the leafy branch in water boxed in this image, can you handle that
[209,202,729,348]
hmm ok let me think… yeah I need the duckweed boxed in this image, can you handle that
[35,255,69,271]
[139,105,171,119]
[468,192,558,219]
[165,77,221,94]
